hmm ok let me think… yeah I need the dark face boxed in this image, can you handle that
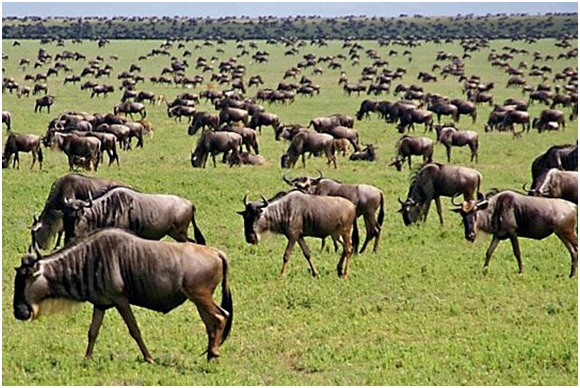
[13,254,39,321]
[398,200,422,226]
[237,200,268,245]
[62,199,90,242]
[452,201,485,242]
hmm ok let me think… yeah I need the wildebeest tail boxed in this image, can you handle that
[378,191,385,227]
[352,218,359,254]
[38,146,44,164]
[219,251,233,345]
[192,208,206,245]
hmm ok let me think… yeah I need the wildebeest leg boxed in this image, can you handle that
[554,228,578,278]
[434,197,444,225]
[85,306,106,359]
[360,214,380,254]
[115,300,154,363]
[336,229,354,279]
[211,152,218,168]
[483,236,501,271]
[509,236,524,274]
[30,151,37,169]
[190,295,228,361]
[54,231,64,250]
[445,145,451,163]
[280,238,297,275]
[297,237,318,277]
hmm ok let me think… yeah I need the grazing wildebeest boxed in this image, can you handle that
[50,132,101,171]
[526,169,578,204]
[427,101,459,123]
[397,109,433,133]
[68,130,120,166]
[62,187,206,245]
[34,95,55,113]
[389,135,434,171]
[188,111,220,135]
[248,112,280,134]
[280,131,336,169]
[94,123,131,151]
[135,90,156,104]
[30,174,130,250]
[167,105,197,123]
[451,190,578,277]
[434,124,479,163]
[14,228,232,362]
[114,101,146,120]
[398,163,482,226]
[237,191,357,278]
[90,84,114,98]
[316,125,360,152]
[284,172,384,253]
[191,131,242,168]
[349,143,378,161]
[356,99,379,120]
[3,132,43,170]
[308,116,341,132]
[531,109,566,133]
[2,110,11,130]
[530,144,578,189]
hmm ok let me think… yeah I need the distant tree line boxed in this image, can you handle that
[2,13,577,40]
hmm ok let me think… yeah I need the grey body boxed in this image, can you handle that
[528,169,578,204]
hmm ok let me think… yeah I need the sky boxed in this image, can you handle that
[1,2,578,19]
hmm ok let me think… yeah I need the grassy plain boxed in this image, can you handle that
[1,37,578,385]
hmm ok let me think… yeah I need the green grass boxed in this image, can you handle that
[2,37,578,385]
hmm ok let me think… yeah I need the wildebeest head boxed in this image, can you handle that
[451,197,489,242]
[397,197,423,226]
[280,153,290,169]
[62,195,93,240]
[282,170,323,192]
[389,156,405,171]
[237,194,268,244]
[13,249,42,321]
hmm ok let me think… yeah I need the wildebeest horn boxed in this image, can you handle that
[33,213,39,224]
[477,192,485,202]
[282,170,294,186]
[242,194,249,207]
[522,182,531,192]
[259,195,269,208]
[398,196,405,205]
[451,194,463,207]
[315,169,323,180]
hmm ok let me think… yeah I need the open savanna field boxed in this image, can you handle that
[1,36,578,385]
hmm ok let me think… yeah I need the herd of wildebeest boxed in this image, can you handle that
[2,33,578,364]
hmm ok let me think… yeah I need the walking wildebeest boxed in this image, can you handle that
[30,174,130,251]
[34,95,55,113]
[50,132,101,171]
[434,124,479,163]
[398,163,482,226]
[3,132,43,170]
[532,109,566,132]
[237,191,357,278]
[525,169,578,204]
[248,112,280,134]
[220,124,259,154]
[188,111,220,135]
[62,187,206,245]
[280,131,336,169]
[67,130,120,166]
[530,144,578,189]
[389,135,434,171]
[283,172,384,253]
[14,228,232,362]
[449,98,478,124]
[451,190,578,277]
[191,131,242,168]
[113,101,146,120]
[315,125,360,152]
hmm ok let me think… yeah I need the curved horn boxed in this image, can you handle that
[315,169,323,180]
[451,194,463,207]
[282,170,293,186]
[88,191,94,207]
[243,194,248,207]
[260,195,269,208]
[522,182,531,192]
[398,196,405,205]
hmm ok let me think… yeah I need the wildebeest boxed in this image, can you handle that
[14,228,232,362]
[248,112,280,134]
[62,187,206,245]
[113,101,146,120]
[167,105,197,123]
[427,101,459,123]
[356,99,379,120]
[284,172,384,253]
[2,110,12,130]
[398,163,482,225]
[221,124,259,154]
[434,124,479,163]
[389,135,434,171]
[449,98,478,124]
[397,109,433,133]
[3,132,43,169]
[451,190,578,277]
[526,169,578,204]
[219,107,249,127]
[237,191,357,278]
[30,174,130,250]
[188,111,220,135]
[94,123,131,150]
[68,130,120,166]
[280,131,336,169]
[530,144,578,189]
[49,132,101,171]
[34,95,55,113]
[531,109,566,132]
[349,143,378,161]
[191,131,242,168]
[315,125,360,152]
[227,151,266,167]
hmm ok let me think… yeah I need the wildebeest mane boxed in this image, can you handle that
[395,135,411,151]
